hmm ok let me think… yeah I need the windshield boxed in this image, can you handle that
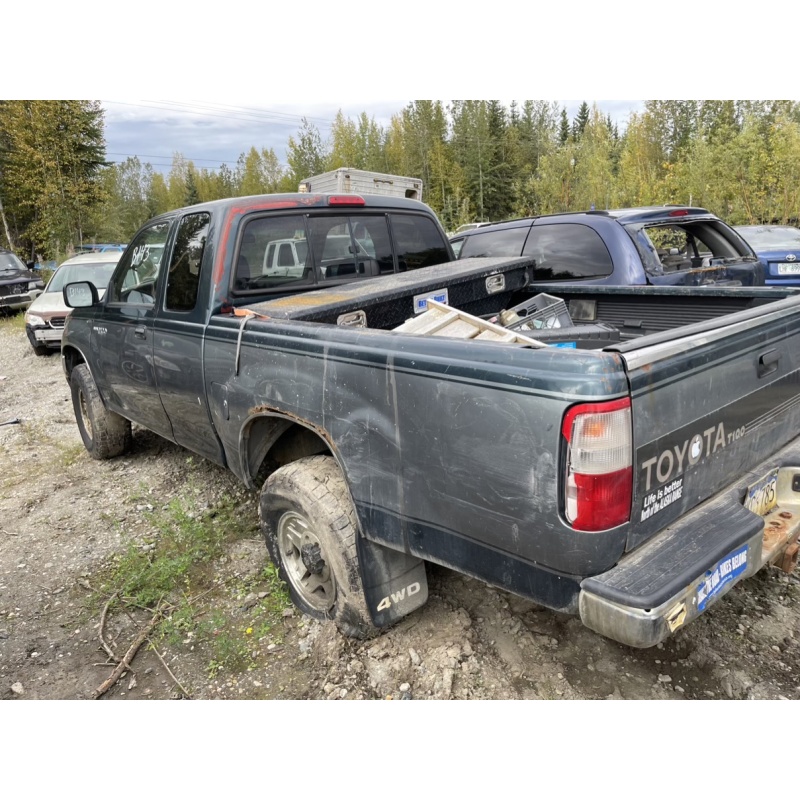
[0,251,27,273]
[47,262,118,292]
[736,226,800,249]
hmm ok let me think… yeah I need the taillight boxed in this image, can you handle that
[668,209,689,217]
[562,398,632,531]
[327,195,366,206]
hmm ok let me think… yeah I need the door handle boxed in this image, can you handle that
[757,349,779,378]
[134,326,146,340]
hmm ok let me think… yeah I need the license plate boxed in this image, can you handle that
[697,544,749,612]
[745,468,778,516]
[778,263,800,275]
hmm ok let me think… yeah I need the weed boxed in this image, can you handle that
[105,497,238,608]
[0,313,25,332]
[57,442,86,467]
[199,611,257,678]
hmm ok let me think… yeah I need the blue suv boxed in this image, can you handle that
[449,207,764,287]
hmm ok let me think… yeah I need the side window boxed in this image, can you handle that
[389,214,449,270]
[459,227,528,258]
[522,223,613,280]
[108,221,171,304]
[166,212,209,312]
[234,214,311,291]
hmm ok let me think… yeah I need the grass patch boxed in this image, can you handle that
[106,495,249,608]
[0,312,25,332]
[91,489,293,682]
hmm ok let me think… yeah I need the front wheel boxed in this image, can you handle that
[260,455,378,639]
[70,364,132,459]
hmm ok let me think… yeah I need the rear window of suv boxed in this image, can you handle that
[623,219,754,274]
[522,223,613,281]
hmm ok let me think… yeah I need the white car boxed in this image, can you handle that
[24,251,122,355]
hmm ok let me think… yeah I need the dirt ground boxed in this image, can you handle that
[1,319,799,702]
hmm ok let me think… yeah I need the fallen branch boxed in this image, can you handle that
[1,528,18,536]
[98,592,119,661]
[147,639,192,699]
[93,608,163,699]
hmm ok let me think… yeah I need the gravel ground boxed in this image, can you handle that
[1,319,799,702]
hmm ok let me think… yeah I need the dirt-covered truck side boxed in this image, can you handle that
[59,193,800,647]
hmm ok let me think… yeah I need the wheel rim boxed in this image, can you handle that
[276,510,335,612]
[78,388,93,441]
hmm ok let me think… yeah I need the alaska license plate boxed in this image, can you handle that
[745,468,778,516]
[778,263,800,275]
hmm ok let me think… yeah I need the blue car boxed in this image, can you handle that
[734,225,800,285]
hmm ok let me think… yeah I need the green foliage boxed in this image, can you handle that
[5,99,800,253]
[105,494,250,608]
[0,100,107,261]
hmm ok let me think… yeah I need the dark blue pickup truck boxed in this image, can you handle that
[450,206,765,287]
[59,193,800,648]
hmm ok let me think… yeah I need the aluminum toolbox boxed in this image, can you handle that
[249,257,536,330]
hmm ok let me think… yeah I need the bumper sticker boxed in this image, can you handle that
[697,544,748,611]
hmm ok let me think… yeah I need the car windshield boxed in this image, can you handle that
[0,251,27,273]
[47,262,118,292]
[736,226,800,249]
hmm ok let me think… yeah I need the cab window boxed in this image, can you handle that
[390,214,449,270]
[165,212,209,312]
[108,221,171,305]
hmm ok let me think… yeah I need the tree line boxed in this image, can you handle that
[2,99,800,262]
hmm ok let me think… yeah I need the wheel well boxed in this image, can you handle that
[245,415,333,487]
[62,345,85,379]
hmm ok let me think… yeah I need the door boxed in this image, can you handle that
[93,219,175,440]
[151,211,226,465]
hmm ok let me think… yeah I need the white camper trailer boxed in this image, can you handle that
[299,169,423,202]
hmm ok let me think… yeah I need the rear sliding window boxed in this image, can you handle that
[458,226,528,259]
[390,214,449,270]
[233,212,447,292]
[522,223,613,280]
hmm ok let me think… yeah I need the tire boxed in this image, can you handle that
[259,455,377,639]
[70,364,132,459]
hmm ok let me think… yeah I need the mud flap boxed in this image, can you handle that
[357,537,428,627]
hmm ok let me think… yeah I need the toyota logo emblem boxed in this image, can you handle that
[787,254,797,262]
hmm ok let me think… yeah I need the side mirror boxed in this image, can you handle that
[64,281,100,308]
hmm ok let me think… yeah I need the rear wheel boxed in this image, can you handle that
[70,364,132,459]
[260,455,377,639]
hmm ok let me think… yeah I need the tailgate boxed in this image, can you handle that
[612,294,800,551]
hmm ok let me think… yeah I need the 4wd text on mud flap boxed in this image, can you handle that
[376,581,422,612]
[640,422,744,492]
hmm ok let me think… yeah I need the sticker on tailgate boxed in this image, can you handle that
[696,544,748,612]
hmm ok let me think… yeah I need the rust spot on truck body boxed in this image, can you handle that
[247,404,336,448]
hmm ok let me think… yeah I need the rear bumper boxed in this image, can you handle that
[579,438,800,647]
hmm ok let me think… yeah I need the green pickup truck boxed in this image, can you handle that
[59,192,800,647]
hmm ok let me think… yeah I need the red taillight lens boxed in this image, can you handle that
[668,209,689,217]
[327,195,366,206]
[562,398,632,531]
